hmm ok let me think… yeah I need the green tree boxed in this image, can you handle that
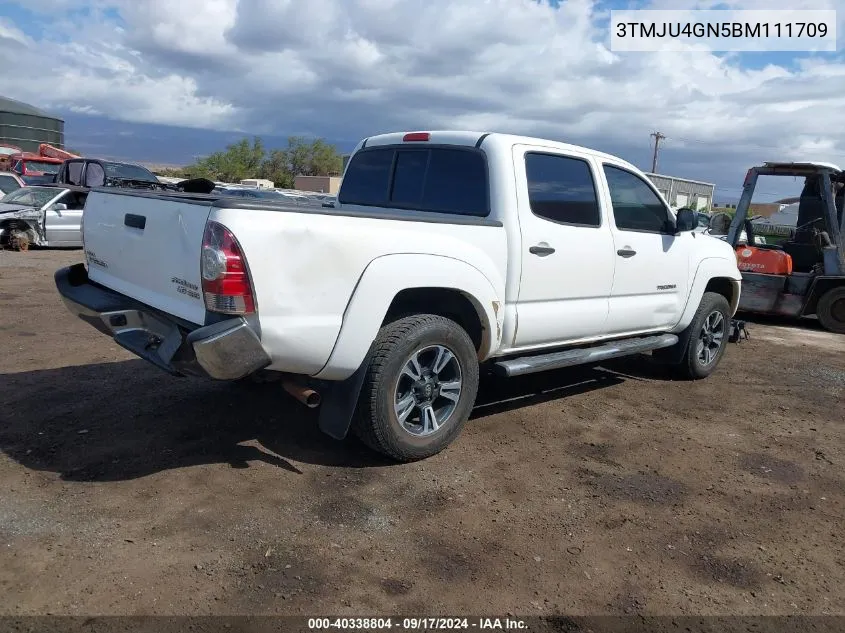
[156,167,189,178]
[260,149,296,189]
[186,137,265,182]
[308,138,343,176]
[259,136,343,188]
[184,135,342,187]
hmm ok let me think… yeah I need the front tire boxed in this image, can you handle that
[352,314,480,462]
[8,229,30,252]
[816,287,845,334]
[661,291,731,380]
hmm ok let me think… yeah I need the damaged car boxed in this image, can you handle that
[0,185,86,251]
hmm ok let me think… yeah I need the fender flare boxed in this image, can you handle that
[313,253,504,382]
[673,257,742,333]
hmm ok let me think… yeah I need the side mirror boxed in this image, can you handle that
[675,207,697,232]
[52,202,68,211]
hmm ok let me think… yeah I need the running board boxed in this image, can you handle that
[493,333,679,377]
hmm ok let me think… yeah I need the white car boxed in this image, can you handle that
[0,185,86,250]
[0,171,25,195]
[55,130,742,461]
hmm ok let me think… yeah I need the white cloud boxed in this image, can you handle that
[0,17,31,44]
[1,0,844,197]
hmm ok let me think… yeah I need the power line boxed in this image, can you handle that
[716,186,799,197]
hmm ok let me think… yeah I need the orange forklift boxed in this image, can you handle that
[718,162,845,333]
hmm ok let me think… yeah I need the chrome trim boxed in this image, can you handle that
[192,320,271,380]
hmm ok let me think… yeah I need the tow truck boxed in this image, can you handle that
[8,144,79,184]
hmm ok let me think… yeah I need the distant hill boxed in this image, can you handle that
[61,112,358,165]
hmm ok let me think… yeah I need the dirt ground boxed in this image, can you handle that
[0,248,843,617]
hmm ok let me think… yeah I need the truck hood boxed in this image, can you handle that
[0,204,44,224]
[695,232,743,279]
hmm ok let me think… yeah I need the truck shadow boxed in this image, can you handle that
[0,356,665,482]
[472,364,629,420]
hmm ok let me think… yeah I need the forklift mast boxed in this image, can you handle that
[727,163,845,276]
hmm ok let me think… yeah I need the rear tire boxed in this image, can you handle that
[816,287,845,334]
[352,314,479,462]
[659,291,731,380]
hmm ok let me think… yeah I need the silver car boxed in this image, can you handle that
[0,185,85,250]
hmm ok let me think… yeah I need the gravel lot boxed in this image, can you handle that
[1,249,843,616]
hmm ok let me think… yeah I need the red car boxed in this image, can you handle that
[9,152,64,184]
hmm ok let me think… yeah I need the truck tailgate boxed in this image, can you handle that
[82,191,212,325]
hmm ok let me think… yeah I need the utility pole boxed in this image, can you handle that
[650,131,666,173]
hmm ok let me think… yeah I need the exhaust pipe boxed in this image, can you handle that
[282,381,321,408]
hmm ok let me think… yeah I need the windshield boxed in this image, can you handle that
[24,160,61,174]
[103,162,158,182]
[0,174,22,193]
[0,186,60,207]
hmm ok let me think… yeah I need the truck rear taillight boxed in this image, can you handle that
[201,221,255,315]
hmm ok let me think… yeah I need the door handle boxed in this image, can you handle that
[124,213,146,230]
[617,248,637,258]
[529,244,555,256]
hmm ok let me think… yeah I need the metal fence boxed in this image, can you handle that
[752,222,795,238]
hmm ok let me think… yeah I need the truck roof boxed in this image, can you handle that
[362,131,640,172]
[761,161,842,173]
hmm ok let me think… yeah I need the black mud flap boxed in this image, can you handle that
[653,324,695,365]
[315,362,369,440]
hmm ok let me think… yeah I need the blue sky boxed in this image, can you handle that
[1,0,843,202]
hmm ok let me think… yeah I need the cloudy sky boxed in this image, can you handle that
[1,0,843,202]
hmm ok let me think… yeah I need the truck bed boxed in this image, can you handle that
[79,186,508,374]
[86,186,504,226]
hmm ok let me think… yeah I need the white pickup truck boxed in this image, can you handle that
[55,131,742,461]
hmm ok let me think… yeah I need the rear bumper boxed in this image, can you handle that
[54,263,271,380]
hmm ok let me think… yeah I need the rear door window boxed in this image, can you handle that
[339,146,489,216]
[524,152,601,226]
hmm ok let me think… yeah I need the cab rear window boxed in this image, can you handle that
[339,146,489,216]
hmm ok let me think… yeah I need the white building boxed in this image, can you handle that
[762,203,799,226]
[240,178,274,189]
[645,172,716,211]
